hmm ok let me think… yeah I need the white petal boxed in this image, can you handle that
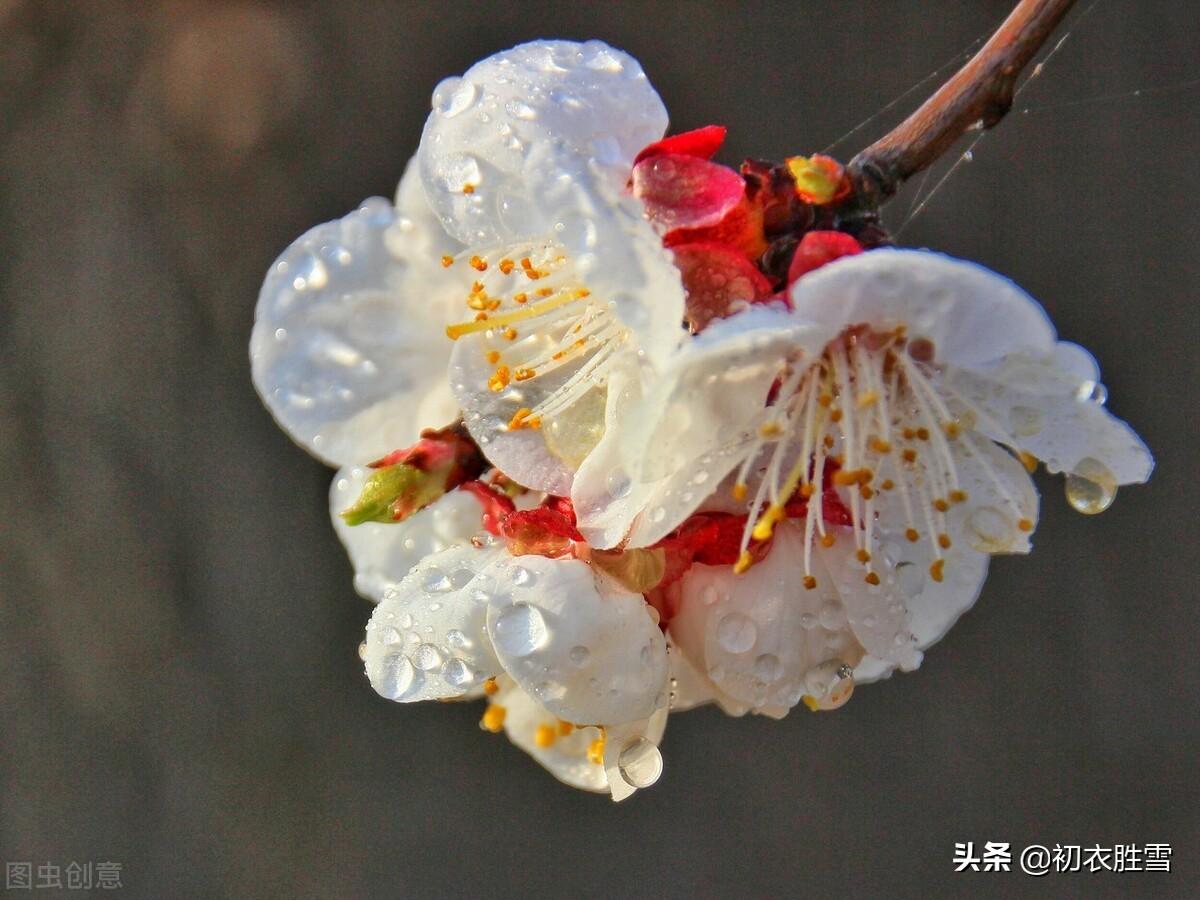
[251,170,464,466]
[418,40,667,246]
[493,680,608,793]
[574,307,833,549]
[855,531,990,682]
[788,249,1056,368]
[330,468,485,601]
[478,555,668,724]
[363,545,505,702]
[668,524,867,713]
[666,637,718,712]
[946,352,1153,485]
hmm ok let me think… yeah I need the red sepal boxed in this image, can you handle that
[670,241,774,332]
[786,230,863,285]
[634,125,727,164]
[458,480,515,536]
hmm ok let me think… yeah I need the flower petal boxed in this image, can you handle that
[602,706,669,801]
[251,167,463,466]
[573,307,833,549]
[330,468,486,602]
[493,679,609,793]
[788,249,1056,368]
[668,523,867,713]
[945,352,1154,485]
[418,39,667,246]
[478,554,668,724]
[363,545,506,702]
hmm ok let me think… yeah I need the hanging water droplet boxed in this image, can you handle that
[1065,457,1117,514]
[492,602,548,657]
[413,643,444,671]
[716,612,757,654]
[378,654,416,700]
[617,738,663,788]
[357,641,368,661]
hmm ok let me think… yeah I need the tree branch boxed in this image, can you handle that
[848,0,1077,207]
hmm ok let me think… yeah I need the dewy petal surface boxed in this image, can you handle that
[477,554,668,725]
[493,679,609,793]
[363,545,506,703]
[251,163,463,466]
[788,249,1056,368]
[418,39,668,247]
[330,468,486,602]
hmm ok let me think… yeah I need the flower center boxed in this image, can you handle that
[443,243,629,455]
[735,326,1034,585]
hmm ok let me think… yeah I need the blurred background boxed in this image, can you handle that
[1,1,1196,897]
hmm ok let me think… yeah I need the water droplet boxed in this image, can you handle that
[650,506,667,524]
[381,627,402,646]
[378,655,416,700]
[617,738,663,788]
[799,612,817,630]
[414,643,444,671]
[438,153,482,192]
[423,568,452,592]
[818,602,847,630]
[692,470,710,485]
[1065,457,1117,514]
[505,99,537,120]
[967,506,1011,545]
[511,566,535,587]
[716,612,757,654]
[492,602,548,657]
[433,77,477,117]
[962,150,974,162]
[446,629,469,649]
[357,641,368,661]
[451,569,474,589]
[605,469,632,499]
[753,654,783,683]
[700,584,721,606]
[398,613,413,629]
[569,645,590,666]
[1075,380,1108,405]
[442,658,476,687]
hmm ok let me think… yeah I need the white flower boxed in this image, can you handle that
[574,248,1152,631]
[361,542,670,799]
[422,40,687,494]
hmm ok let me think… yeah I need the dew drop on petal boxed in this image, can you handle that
[511,566,535,587]
[357,641,367,661]
[442,658,476,687]
[605,469,632,499]
[434,77,477,117]
[716,612,757,654]
[414,643,444,671]
[753,654,783,683]
[493,602,548,657]
[378,655,416,700]
[423,568,452,593]
[617,738,663,789]
[381,627,402,646]
[1075,380,1108,405]
[569,645,591,666]
[818,602,847,630]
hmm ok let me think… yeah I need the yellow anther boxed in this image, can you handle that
[905,527,919,543]
[820,533,836,548]
[880,479,895,490]
[1017,518,1034,532]
[803,575,817,590]
[731,483,748,501]
[902,428,916,440]
[469,255,486,271]
[481,705,506,733]
[587,736,606,766]
[864,571,881,586]
[502,327,518,341]
[949,489,968,504]
[855,548,871,564]
[856,390,879,408]
[513,367,535,382]
[752,504,785,541]
[830,408,844,423]
[934,498,949,513]
[860,485,874,500]
[534,724,557,748]
[818,393,833,408]
[868,437,892,453]
[440,255,454,268]
[485,350,501,365]
[513,292,528,304]
[798,483,814,499]
[733,550,754,574]
[537,286,555,297]
[557,720,574,737]
[938,533,952,549]
[487,366,511,392]
[499,258,515,274]
[483,677,499,696]
[507,408,541,431]
[916,427,930,441]
[902,448,918,463]
[943,421,961,439]
[462,184,476,194]
[759,421,782,438]
[802,695,820,712]
[929,559,945,583]
[1019,451,1038,473]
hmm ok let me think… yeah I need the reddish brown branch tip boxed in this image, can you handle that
[848,0,1077,206]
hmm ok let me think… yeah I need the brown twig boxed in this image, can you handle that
[848,0,1077,207]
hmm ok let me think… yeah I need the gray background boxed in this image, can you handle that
[1,1,1197,897]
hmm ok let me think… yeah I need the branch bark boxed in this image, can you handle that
[848,0,1077,207]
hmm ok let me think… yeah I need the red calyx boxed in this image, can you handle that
[458,480,516,535]
[670,241,774,332]
[786,230,863,285]
[634,125,727,164]
[632,152,747,233]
